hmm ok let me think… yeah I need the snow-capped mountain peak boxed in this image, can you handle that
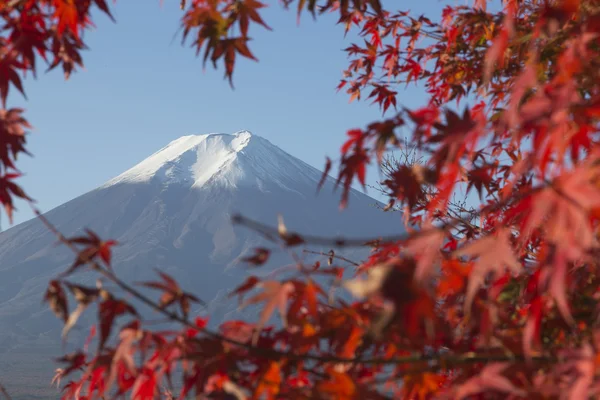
[102,130,314,190]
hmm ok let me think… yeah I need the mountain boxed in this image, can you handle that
[0,130,403,398]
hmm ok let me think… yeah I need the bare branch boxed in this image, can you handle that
[303,249,361,267]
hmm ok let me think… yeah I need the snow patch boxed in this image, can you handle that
[101,130,324,193]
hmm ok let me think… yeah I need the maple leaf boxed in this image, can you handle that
[548,247,576,326]
[453,228,522,313]
[466,166,494,200]
[202,372,247,399]
[315,369,356,400]
[403,226,445,283]
[407,105,440,139]
[402,372,446,400]
[337,324,363,360]
[503,65,538,128]
[317,156,332,193]
[430,108,477,164]
[44,280,69,323]
[62,229,118,275]
[482,13,513,84]
[436,260,472,298]
[366,116,403,164]
[47,33,85,79]
[381,165,428,210]
[104,322,140,394]
[287,279,324,322]
[219,320,255,345]
[454,363,526,399]
[287,370,310,388]
[98,298,138,350]
[0,108,32,170]
[303,280,319,317]
[93,0,115,21]
[336,148,370,208]
[83,325,96,353]
[568,124,594,163]
[404,59,423,85]
[131,368,157,400]
[185,316,209,337]
[523,295,543,359]
[0,172,32,223]
[509,164,600,257]
[234,0,271,37]
[0,51,27,107]
[53,0,84,40]
[368,84,397,114]
[181,0,272,86]
[6,9,49,74]
[427,163,460,216]
[229,275,261,305]
[241,247,270,266]
[340,129,365,155]
[563,344,595,400]
[254,362,281,400]
[138,270,204,318]
[239,280,295,345]
[214,37,259,85]
[55,352,87,379]
[62,283,101,340]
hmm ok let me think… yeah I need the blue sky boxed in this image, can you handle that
[7,0,435,226]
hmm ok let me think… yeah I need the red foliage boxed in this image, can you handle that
[3,0,600,398]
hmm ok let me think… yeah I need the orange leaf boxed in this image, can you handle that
[403,373,447,400]
[339,325,363,359]
[437,260,472,298]
[53,0,81,39]
[316,370,356,400]
[240,280,295,345]
[254,362,281,400]
[304,281,318,317]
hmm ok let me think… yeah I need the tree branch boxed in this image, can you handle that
[303,249,361,267]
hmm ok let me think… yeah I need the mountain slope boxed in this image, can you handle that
[0,131,403,397]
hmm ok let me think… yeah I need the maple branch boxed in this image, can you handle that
[231,180,552,268]
[230,191,507,248]
[302,249,361,266]
[231,213,418,247]
[361,10,444,40]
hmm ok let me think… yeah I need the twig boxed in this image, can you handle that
[303,249,361,267]
[231,213,431,247]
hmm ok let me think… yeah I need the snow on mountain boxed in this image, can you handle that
[103,131,322,193]
[0,131,404,398]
